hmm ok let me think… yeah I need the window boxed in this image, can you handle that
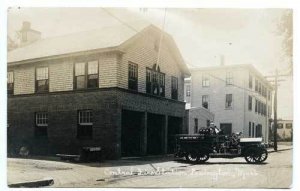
[258,82,262,94]
[194,118,198,134]
[249,74,253,89]
[255,124,262,137]
[171,76,178,100]
[255,99,258,113]
[202,95,209,109]
[186,85,191,97]
[226,72,233,85]
[146,65,165,97]
[87,61,99,88]
[225,94,233,109]
[248,96,252,111]
[36,67,49,93]
[277,123,283,129]
[262,86,266,97]
[268,90,271,100]
[249,122,252,137]
[35,112,48,136]
[286,123,292,129]
[77,110,93,139]
[202,75,210,87]
[255,79,258,92]
[7,71,14,94]
[75,61,99,89]
[252,123,255,137]
[128,62,138,91]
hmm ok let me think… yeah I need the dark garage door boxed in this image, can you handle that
[147,113,165,155]
[121,110,144,157]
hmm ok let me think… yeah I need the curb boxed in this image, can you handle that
[267,148,293,153]
[8,178,54,188]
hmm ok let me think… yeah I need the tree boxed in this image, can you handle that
[276,10,293,75]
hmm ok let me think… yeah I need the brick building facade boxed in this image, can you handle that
[7,23,190,159]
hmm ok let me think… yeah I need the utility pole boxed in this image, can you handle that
[265,70,289,151]
[273,69,278,151]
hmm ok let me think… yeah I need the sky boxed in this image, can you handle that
[7,7,293,119]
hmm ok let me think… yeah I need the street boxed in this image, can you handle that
[7,146,292,188]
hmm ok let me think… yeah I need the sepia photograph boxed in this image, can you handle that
[6,7,293,188]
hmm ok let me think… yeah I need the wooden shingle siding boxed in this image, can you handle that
[119,28,184,101]
[49,59,73,92]
[99,53,118,88]
[14,65,35,95]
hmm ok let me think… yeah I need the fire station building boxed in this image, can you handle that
[7,22,190,159]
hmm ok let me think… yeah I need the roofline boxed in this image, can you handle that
[190,64,273,89]
[8,47,124,66]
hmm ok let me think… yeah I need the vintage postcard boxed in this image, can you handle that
[5,6,293,189]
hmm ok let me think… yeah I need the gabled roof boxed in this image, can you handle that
[8,23,190,76]
[8,24,141,63]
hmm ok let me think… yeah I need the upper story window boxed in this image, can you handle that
[128,62,138,91]
[249,74,253,89]
[35,112,48,137]
[262,85,266,97]
[171,76,178,100]
[36,67,49,93]
[225,94,233,109]
[74,61,99,89]
[7,71,14,94]
[255,99,258,113]
[202,75,210,87]
[202,95,209,109]
[248,96,252,111]
[77,110,93,139]
[258,82,262,94]
[226,72,233,85]
[186,85,191,97]
[277,123,283,129]
[286,123,292,129]
[146,65,165,97]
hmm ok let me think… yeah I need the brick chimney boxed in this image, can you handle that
[19,21,41,47]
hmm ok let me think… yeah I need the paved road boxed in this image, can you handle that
[7,147,292,188]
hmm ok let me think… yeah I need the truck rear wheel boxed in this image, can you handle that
[198,152,209,163]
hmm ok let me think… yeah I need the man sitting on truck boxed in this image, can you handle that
[209,122,221,135]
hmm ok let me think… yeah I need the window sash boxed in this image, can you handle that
[249,75,253,88]
[202,75,210,87]
[248,96,252,110]
[36,67,48,80]
[36,112,48,126]
[8,72,14,83]
[202,95,209,109]
[146,68,165,97]
[36,79,49,92]
[88,61,98,75]
[75,62,85,76]
[225,94,233,108]
[78,110,93,125]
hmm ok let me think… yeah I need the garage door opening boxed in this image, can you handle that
[147,113,165,155]
[121,110,144,157]
[167,116,182,153]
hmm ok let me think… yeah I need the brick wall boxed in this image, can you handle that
[7,88,185,159]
